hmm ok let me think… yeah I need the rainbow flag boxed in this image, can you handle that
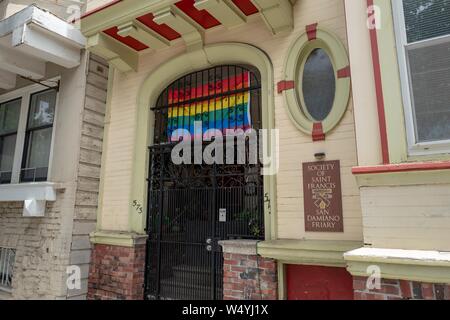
[167,72,251,141]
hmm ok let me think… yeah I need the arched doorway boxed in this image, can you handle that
[145,65,264,300]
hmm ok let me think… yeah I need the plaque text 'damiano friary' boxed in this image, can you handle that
[302,160,343,232]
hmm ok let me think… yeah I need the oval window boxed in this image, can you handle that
[301,48,336,121]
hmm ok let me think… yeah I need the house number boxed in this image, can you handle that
[132,200,143,214]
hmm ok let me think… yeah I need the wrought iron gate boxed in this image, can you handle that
[144,66,264,300]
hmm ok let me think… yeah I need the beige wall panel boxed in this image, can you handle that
[361,185,450,251]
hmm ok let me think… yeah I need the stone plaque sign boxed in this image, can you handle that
[303,160,343,232]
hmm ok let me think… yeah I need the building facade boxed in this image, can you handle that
[0,1,107,299]
[1,0,449,300]
[79,0,450,300]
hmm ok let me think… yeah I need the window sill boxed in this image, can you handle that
[0,182,63,217]
[352,161,450,187]
[344,247,450,284]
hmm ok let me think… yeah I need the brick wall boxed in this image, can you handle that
[87,243,146,300]
[221,240,277,300]
[0,192,75,299]
[353,276,450,300]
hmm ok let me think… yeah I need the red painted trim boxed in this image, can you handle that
[175,0,221,29]
[306,23,318,41]
[231,0,259,16]
[312,122,326,142]
[367,0,390,164]
[352,161,450,175]
[80,0,122,20]
[337,66,351,78]
[103,27,148,51]
[137,13,181,41]
[277,80,295,94]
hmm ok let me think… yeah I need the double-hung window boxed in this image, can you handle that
[0,99,21,184]
[0,86,57,185]
[393,0,450,155]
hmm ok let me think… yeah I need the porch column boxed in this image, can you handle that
[219,240,278,300]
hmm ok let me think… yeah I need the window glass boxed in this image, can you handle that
[0,99,21,135]
[0,99,21,184]
[23,127,53,170]
[21,89,56,182]
[0,247,16,291]
[301,48,336,121]
[28,90,56,128]
[407,40,450,142]
[403,0,450,43]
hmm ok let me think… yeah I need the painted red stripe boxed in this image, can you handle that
[337,66,351,78]
[103,27,148,51]
[137,13,181,41]
[175,0,221,29]
[312,122,325,142]
[306,23,318,41]
[231,0,259,16]
[277,80,295,94]
[352,162,450,175]
[367,0,390,164]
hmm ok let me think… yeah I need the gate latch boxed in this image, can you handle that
[205,238,221,252]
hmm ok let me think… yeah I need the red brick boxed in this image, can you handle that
[421,283,435,300]
[353,279,367,291]
[88,243,146,300]
[399,280,412,299]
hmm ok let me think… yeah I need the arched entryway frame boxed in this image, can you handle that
[130,43,277,241]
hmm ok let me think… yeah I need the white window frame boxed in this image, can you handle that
[0,80,59,184]
[393,0,450,156]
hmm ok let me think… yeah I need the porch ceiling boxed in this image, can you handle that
[80,0,296,72]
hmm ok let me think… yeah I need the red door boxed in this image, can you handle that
[286,265,354,300]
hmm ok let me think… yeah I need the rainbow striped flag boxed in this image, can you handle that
[167,72,251,141]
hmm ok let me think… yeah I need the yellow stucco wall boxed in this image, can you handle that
[97,0,363,241]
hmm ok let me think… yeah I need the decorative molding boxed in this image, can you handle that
[153,5,203,51]
[312,122,325,142]
[306,23,318,41]
[353,161,450,175]
[337,66,351,78]
[90,231,148,247]
[352,162,450,187]
[282,25,351,136]
[251,0,294,35]
[86,33,139,72]
[117,20,170,50]
[277,80,294,94]
[257,240,362,267]
[194,0,246,28]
